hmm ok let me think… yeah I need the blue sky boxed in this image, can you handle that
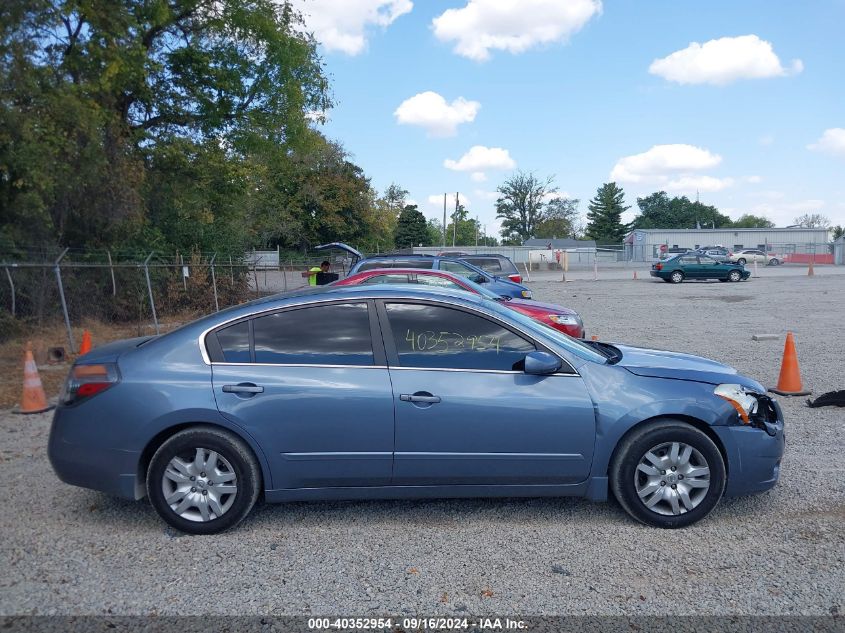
[295,0,845,237]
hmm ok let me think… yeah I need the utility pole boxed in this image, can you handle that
[442,193,447,247]
[453,192,459,247]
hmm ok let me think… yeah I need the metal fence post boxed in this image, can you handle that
[4,266,14,316]
[107,250,117,296]
[144,252,159,334]
[54,248,75,351]
[210,253,219,312]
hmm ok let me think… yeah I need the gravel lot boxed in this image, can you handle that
[1,272,843,616]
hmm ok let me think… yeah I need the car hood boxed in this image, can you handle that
[506,298,577,315]
[614,344,764,390]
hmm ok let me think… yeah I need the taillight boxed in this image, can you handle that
[509,274,522,283]
[61,363,119,405]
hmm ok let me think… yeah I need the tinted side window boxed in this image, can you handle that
[439,260,477,277]
[215,321,250,362]
[253,303,373,365]
[415,275,466,291]
[384,303,534,371]
[464,258,503,273]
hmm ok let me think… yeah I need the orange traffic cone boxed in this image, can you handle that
[807,260,814,276]
[769,332,811,396]
[14,342,54,414]
[79,330,92,355]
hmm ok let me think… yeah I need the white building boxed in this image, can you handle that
[625,228,832,262]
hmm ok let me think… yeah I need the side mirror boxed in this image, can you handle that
[524,351,562,376]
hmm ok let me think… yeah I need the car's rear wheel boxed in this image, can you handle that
[728,270,742,282]
[670,271,684,284]
[737,258,746,265]
[610,420,726,528]
[147,427,261,535]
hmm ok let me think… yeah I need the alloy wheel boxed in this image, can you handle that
[634,441,711,516]
[161,447,238,522]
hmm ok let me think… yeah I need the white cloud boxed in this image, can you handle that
[394,91,480,137]
[649,35,803,85]
[444,145,516,181]
[611,144,722,183]
[292,0,412,55]
[427,193,472,210]
[807,128,845,157]
[432,0,602,62]
[666,175,735,193]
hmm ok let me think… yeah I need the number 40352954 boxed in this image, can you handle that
[404,330,501,353]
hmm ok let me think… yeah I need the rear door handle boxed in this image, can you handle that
[400,393,441,404]
[222,384,264,394]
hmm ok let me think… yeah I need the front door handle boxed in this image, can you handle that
[222,383,264,394]
[400,393,441,404]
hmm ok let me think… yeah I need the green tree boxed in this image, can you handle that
[394,204,430,248]
[586,183,630,244]
[535,197,580,238]
[731,214,775,228]
[0,0,331,250]
[631,191,732,230]
[495,172,556,243]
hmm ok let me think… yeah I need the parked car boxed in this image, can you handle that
[728,249,781,266]
[335,268,584,337]
[49,284,784,534]
[350,253,532,299]
[650,253,751,283]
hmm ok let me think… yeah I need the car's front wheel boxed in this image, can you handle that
[670,271,684,284]
[610,420,726,528]
[147,427,261,535]
[728,270,742,282]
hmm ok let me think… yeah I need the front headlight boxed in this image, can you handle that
[547,314,579,325]
[714,383,758,424]
[521,290,532,299]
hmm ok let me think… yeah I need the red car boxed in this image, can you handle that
[335,268,584,338]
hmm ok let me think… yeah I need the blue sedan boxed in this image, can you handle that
[49,286,784,534]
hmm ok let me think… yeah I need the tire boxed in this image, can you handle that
[147,426,261,535]
[728,270,741,282]
[610,419,726,528]
[670,271,684,284]
[737,258,746,265]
